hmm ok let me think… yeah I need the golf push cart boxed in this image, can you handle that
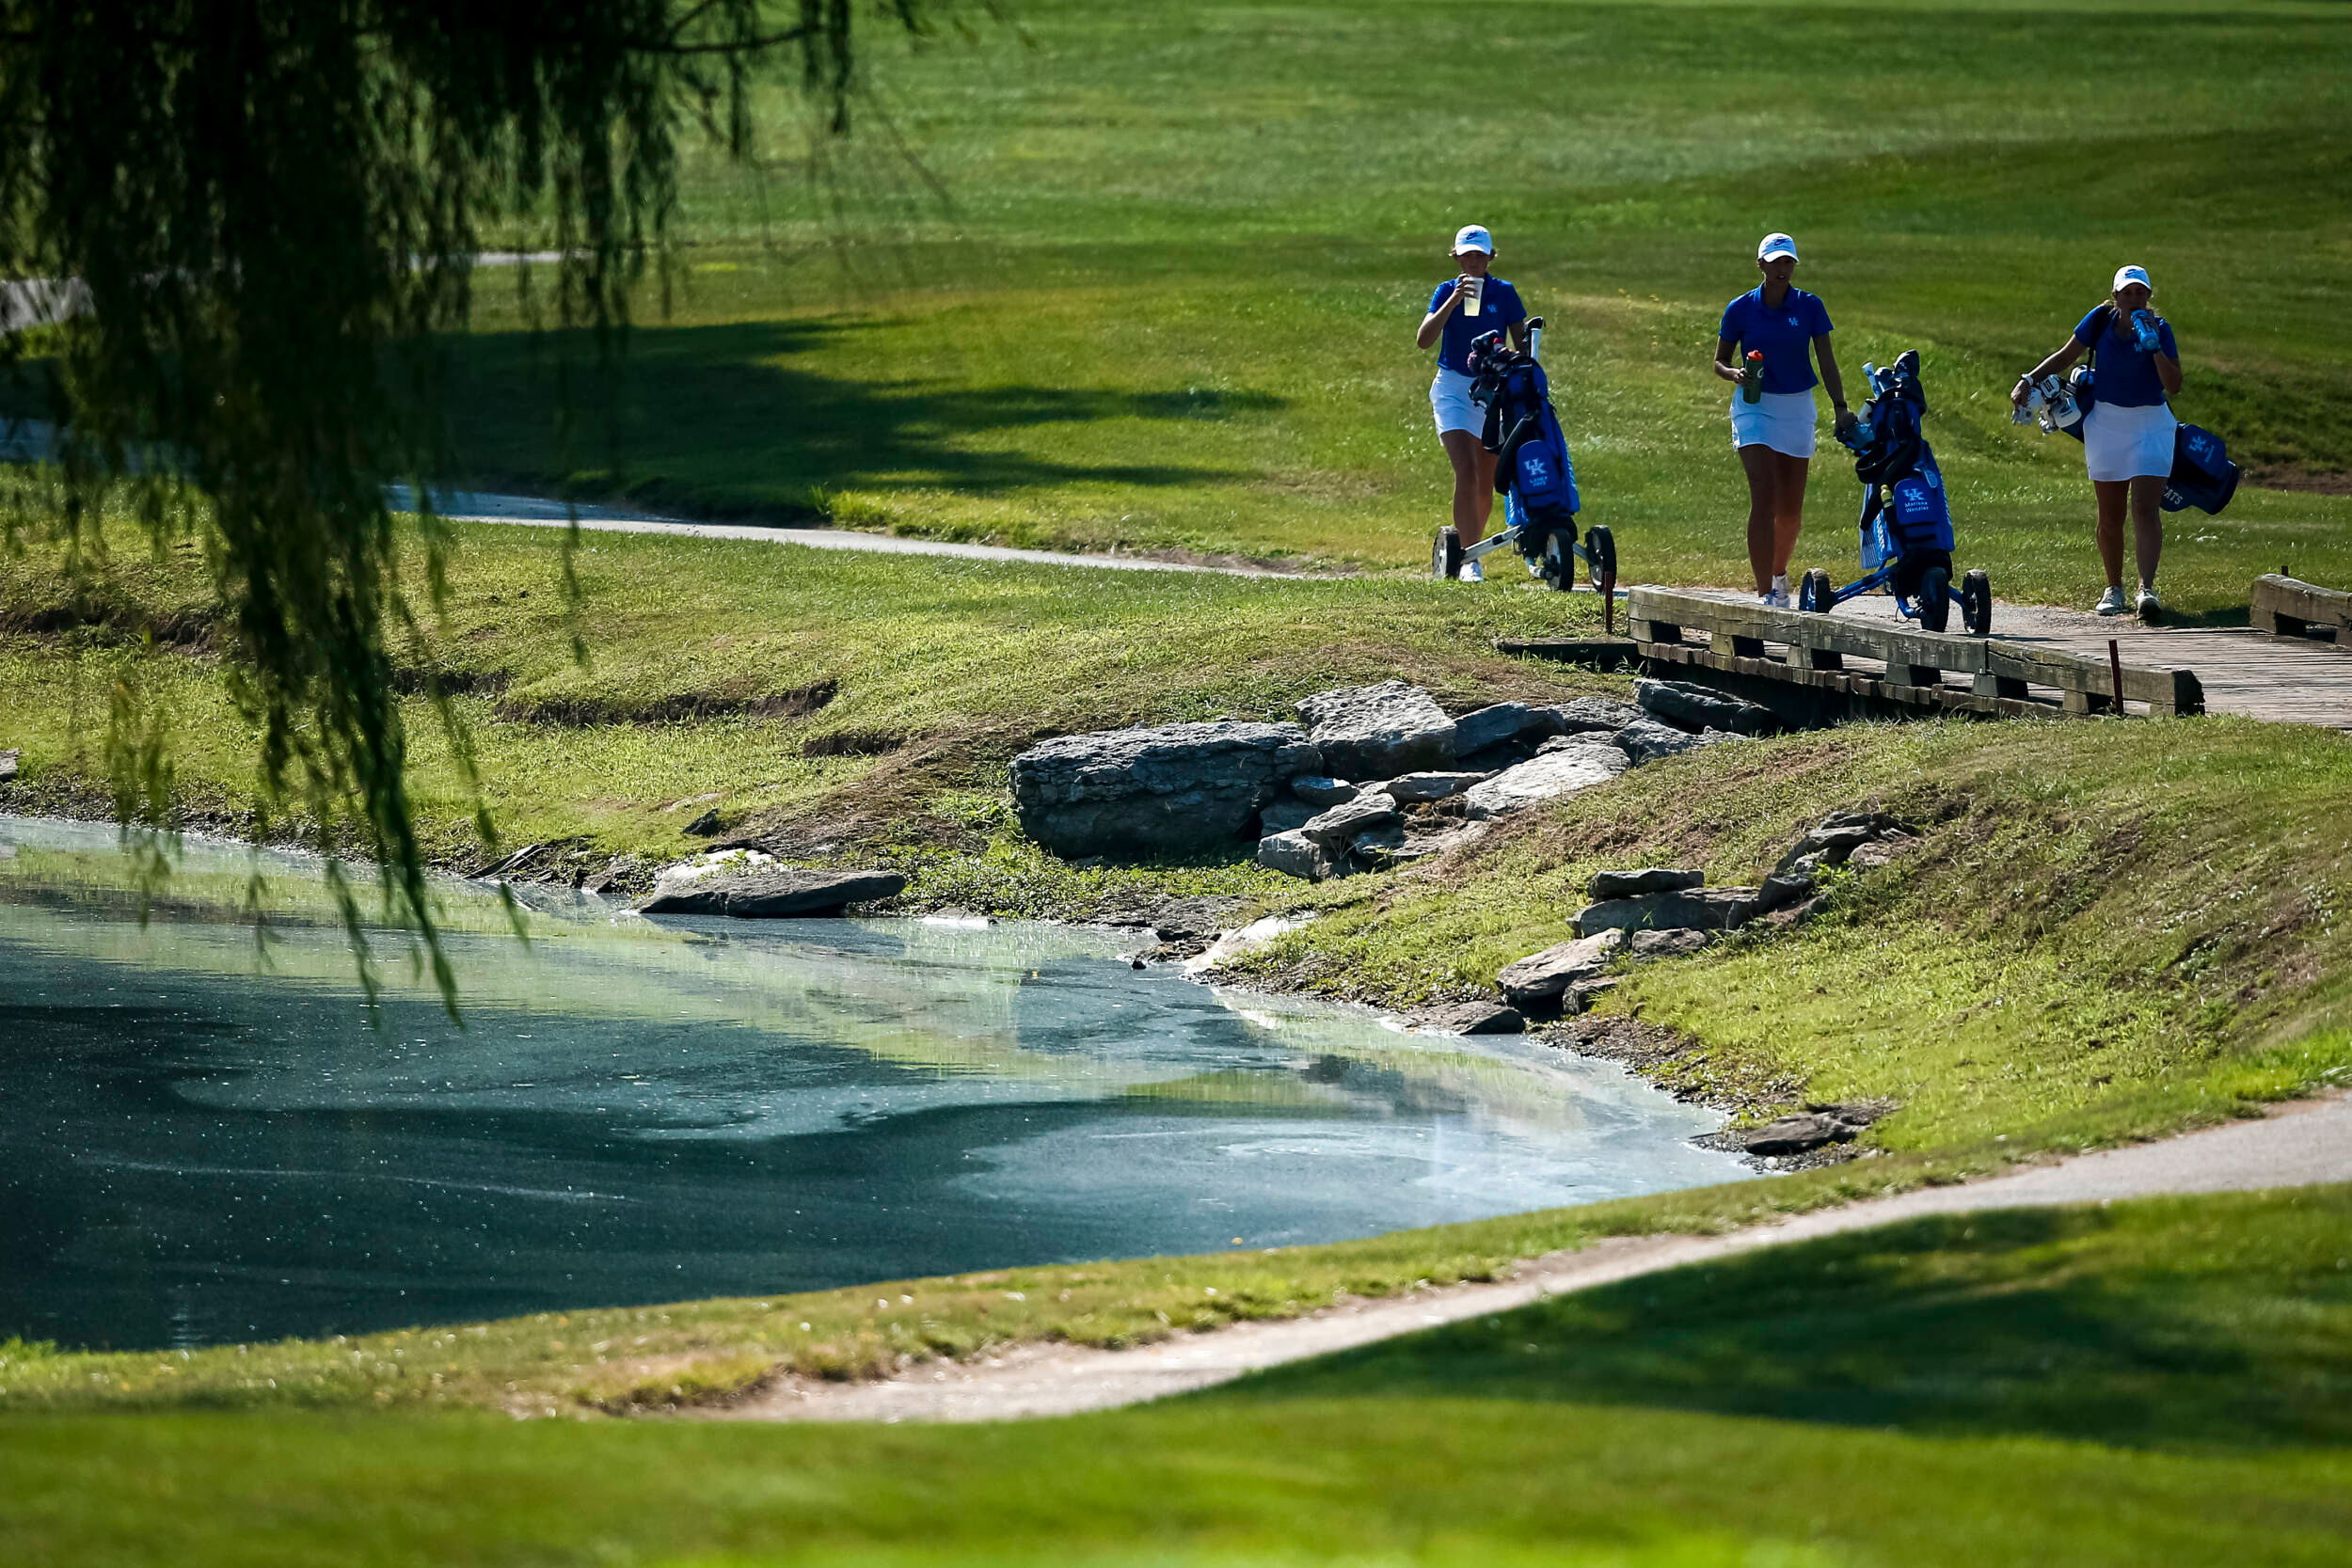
[1794,349,1993,636]
[1431,320,1615,594]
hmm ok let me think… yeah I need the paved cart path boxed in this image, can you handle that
[383,485,1335,579]
[722,1092,2351,1424]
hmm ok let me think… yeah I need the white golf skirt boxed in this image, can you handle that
[1431,368,1482,436]
[1729,389,1818,458]
[2083,401,2178,483]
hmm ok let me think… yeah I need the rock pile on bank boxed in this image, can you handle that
[1479,809,1917,1021]
[1007,677,1787,879]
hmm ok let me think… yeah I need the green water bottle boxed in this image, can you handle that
[1740,350,1765,404]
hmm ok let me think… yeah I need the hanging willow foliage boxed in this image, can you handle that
[0,1,929,1006]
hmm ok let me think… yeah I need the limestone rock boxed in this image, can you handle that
[1382,770,1487,803]
[1010,721,1320,858]
[1635,678,1779,736]
[1589,866,1705,899]
[0,748,17,781]
[1258,798,1318,837]
[1417,999,1525,1036]
[639,867,907,918]
[1626,927,1715,960]
[1564,976,1619,1015]
[1549,695,1643,734]
[1462,746,1629,820]
[1496,929,1624,1008]
[1148,896,1249,944]
[1751,872,1819,915]
[1575,886,1762,935]
[1773,825,1874,878]
[1613,717,1740,765]
[1298,793,1401,848]
[1743,1113,1857,1157]
[1256,829,1343,880]
[1451,702,1560,757]
[1294,681,1456,781]
[1289,775,1360,808]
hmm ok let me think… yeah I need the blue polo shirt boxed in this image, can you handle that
[1428,277,1527,374]
[2074,306,2178,408]
[1718,286,1834,395]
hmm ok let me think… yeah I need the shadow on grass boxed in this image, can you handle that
[1209,1192,2352,1453]
[441,319,1277,514]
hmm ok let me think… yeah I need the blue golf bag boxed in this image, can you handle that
[2164,422,2240,515]
[1851,356,1954,603]
[1432,325,1614,591]
[1797,349,1991,635]
[1480,356,1580,531]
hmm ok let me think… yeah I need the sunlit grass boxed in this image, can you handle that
[7,1190,2352,1566]
[413,0,2352,610]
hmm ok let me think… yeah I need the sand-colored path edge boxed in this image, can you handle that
[715,1092,2352,1425]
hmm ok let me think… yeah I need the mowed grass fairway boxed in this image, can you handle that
[443,0,2352,612]
[8,7,2352,1560]
[7,1189,2351,1566]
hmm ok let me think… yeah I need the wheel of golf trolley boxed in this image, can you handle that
[1797,568,1832,613]
[1541,531,1574,592]
[1584,525,1617,589]
[1432,526,1462,580]
[1961,570,1993,636]
[1917,565,1952,633]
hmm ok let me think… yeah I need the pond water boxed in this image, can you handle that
[0,816,1749,1351]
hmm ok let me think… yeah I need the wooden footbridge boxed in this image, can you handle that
[1504,575,2352,729]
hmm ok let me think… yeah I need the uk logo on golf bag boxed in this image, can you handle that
[1886,467,1954,554]
[1502,404,1580,526]
[2164,422,2240,516]
[1795,349,1991,636]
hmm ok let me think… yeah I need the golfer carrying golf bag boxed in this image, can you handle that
[2010,265,2184,618]
[1710,233,1856,607]
[1416,224,1528,582]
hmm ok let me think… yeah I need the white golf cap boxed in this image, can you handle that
[2113,264,2153,293]
[1452,224,1495,255]
[1757,232,1799,261]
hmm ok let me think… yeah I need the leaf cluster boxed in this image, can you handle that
[0,1,922,1005]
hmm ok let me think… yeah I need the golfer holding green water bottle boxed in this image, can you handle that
[1711,233,1855,606]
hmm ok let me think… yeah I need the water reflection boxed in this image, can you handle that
[0,816,1747,1350]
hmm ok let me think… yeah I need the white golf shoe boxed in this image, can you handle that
[2094,585,2129,616]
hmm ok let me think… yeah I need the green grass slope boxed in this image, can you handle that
[418,0,2352,611]
[0,511,1613,868]
[7,509,2351,1418]
[8,1188,2350,1566]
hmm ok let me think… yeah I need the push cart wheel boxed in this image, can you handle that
[1541,530,1574,592]
[1432,527,1462,580]
[1917,566,1952,633]
[1585,525,1616,589]
[1962,570,1993,636]
[1797,569,1831,613]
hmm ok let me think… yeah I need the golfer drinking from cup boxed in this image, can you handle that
[1711,233,1853,606]
[2010,265,2183,617]
[1416,224,1527,581]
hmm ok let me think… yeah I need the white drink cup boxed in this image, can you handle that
[1456,277,1483,318]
